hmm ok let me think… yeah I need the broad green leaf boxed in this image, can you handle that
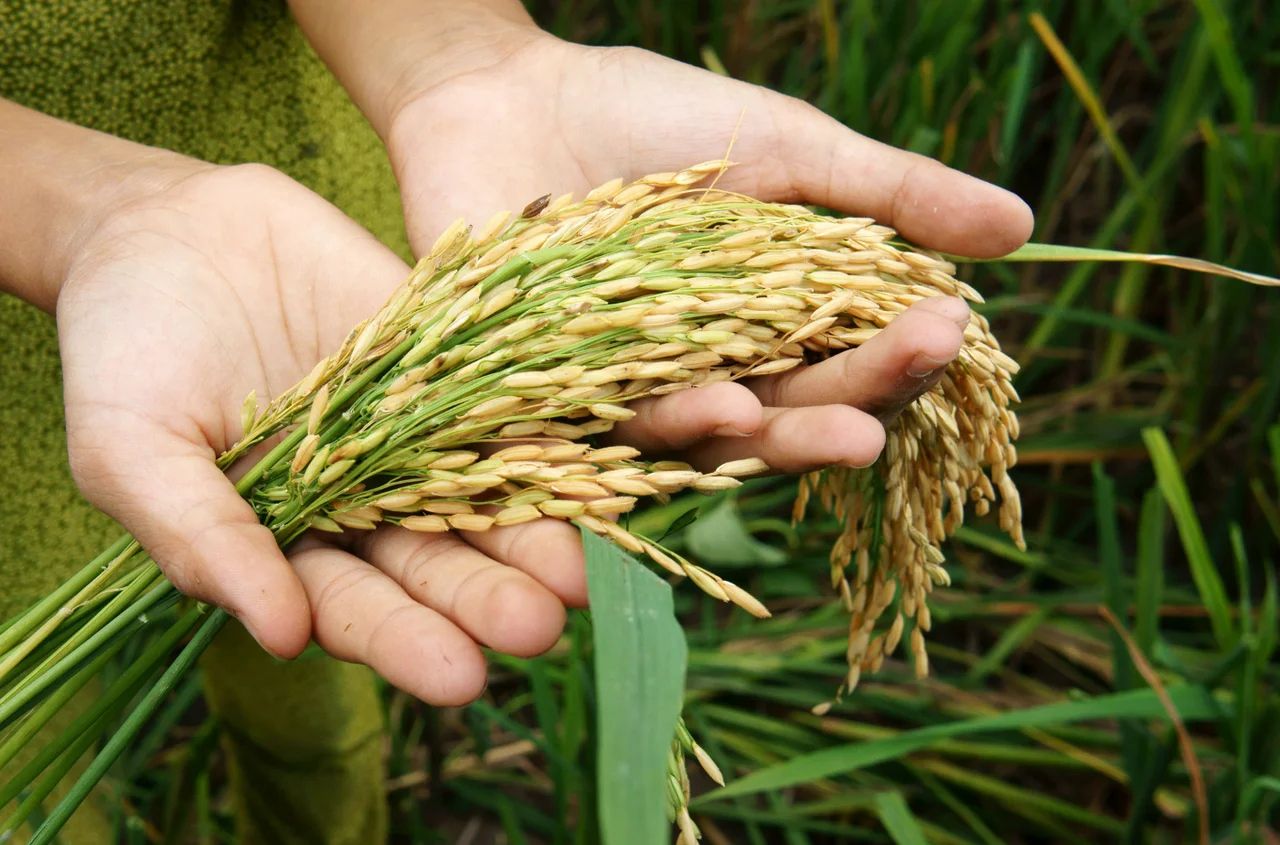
[700,685,1223,801]
[873,791,929,845]
[1259,565,1278,668]
[497,794,532,845]
[685,498,787,568]
[1241,776,1280,822]
[1188,0,1255,137]
[583,527,687,845]
[998,41,1036,168]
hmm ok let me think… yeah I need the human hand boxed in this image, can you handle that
[57,160,579,705]
[371,28,1033,578]
[384,26,1033,457]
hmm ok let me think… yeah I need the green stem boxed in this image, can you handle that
[0,607,188,810]
[26,607,227,845]
[0,604,35,644]
[0,582,172,731]
[0,636,125,775]
[0,326,418,836]
[1,570,164,707]
[0,536,136,678]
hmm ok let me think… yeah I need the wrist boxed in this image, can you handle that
[0,100,205,312]
[380,15,549,133]
[382,26,562,194]
[289,0,545,140]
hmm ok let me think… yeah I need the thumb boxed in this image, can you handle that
[67,409,311,658]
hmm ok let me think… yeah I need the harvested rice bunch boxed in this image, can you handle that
[220,159,1023,696]
[3,160,1020,695]
[1,159,1024,760]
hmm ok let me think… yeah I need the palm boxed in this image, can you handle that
[60,168,404,454]
[53,164,597,704]
[391,39,1030,260]
[56,164,413,661]
[393,43,785,250]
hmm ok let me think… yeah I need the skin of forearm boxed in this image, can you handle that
[0,98,191,313]
[287,0,539,138]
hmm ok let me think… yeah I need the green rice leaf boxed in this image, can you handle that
[1134,488,1166,655]
[963,607,1049,684]
[583,527,687,845]
[957,242,1280,287]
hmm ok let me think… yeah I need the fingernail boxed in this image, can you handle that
[907,352,951,378]
[711,423,752,437]
[841,456,879,469]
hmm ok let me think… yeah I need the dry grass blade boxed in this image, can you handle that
[1099,605,1209,845]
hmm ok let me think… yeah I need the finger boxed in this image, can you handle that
[907,293,974,327]
[749,298,968,421]
[460,517,591,609]
[605,381,763,455]
[290,543,488,706]
[770,98,1034,258]
[355,525,567,656]
[67,412,311,658]
[684,404,885,475]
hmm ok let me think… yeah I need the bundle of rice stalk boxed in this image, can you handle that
[1,161,1274,842]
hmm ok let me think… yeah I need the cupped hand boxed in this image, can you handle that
[375,27,1035,618]
[386,29,1033,475]
[57,161,554,705]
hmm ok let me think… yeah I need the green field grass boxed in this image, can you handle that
[83,2,1280,843]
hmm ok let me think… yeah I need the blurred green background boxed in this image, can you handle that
[112,2,1280,843]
